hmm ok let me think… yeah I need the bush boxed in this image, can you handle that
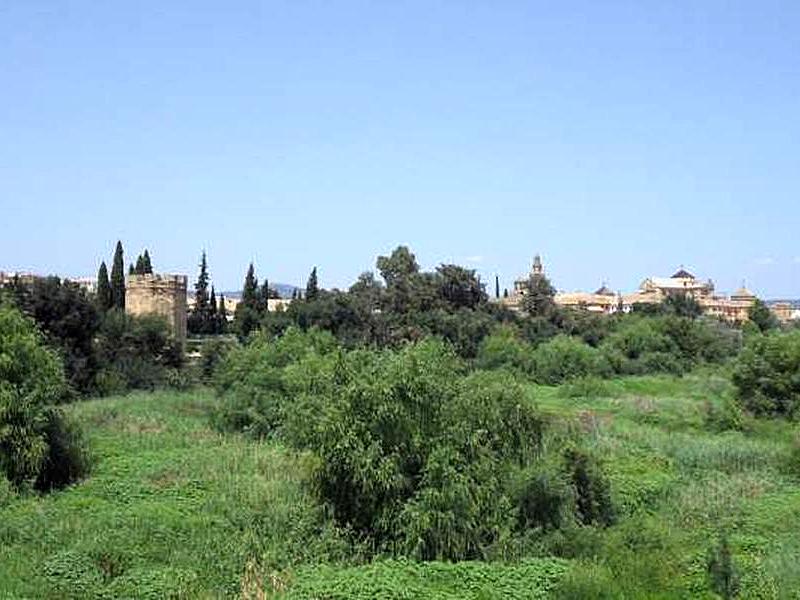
[0,473,15,507]
[704,397,745,433]
[198,337,236,382]
[0,304,88,490]
[512,462,571,532]
[34,409,92,491]
[532,335,608,385]
[212,327,337,437]
[564,447,615,527]
[707,533,740,599]
[601,317,684,376]
[475,326,533,374]
[300,343,545,560]
[732,330,800,418]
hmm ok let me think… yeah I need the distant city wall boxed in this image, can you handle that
[126,274,188,343]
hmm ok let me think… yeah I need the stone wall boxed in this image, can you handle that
[126,274,188,344]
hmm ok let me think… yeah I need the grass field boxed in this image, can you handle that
[1,373,799,598]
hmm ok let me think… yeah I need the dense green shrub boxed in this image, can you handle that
[512,462,571,532]
[0,304,89,489]
[475,326,532,373]
[198,336,236,382]
[212,327,337,436]
[601,317,684,375]
[214,330,623,560]
[707,534,740,599]
[531,335,608,385]
[34,409,92,491]
[732,331,800,418]
[564,447,615,527]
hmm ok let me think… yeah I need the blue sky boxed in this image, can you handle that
[1,1,798,297]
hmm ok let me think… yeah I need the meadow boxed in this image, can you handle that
[2,370,798,598]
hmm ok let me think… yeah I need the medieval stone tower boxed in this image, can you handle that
[125,273,188,344]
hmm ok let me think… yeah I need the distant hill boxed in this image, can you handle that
[221,283,299,300]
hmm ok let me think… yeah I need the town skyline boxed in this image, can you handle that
[2,247,798,302]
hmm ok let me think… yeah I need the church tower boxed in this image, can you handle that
[532,254,543,277]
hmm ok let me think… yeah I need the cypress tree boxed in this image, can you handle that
[96,261,112,311]
[194,251,210,313]
[209,285,218,334]
[242,263,258,309]
[236,263,259,339]
[142,249,153,274]
[110,241,126,310]
[128,264,135,276]
[218,293,227,327]
[495,275,500,299]
[135,254,145,275]
[189,251,211,334]
[306,267,319,301]
[210,286,218,317]
[260,279,271,312]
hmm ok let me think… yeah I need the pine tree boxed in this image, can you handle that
[96,261,112,311]
[306,267,319,301]
[110,241,126,310]
[142,249,153,274]
[495,275,500,299]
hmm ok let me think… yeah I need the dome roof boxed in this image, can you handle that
[732,286,755,299]
[594,284,615,296]
[671,268,695,279]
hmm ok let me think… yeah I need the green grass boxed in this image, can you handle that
[2,373,799,598]
[0,390,350,598]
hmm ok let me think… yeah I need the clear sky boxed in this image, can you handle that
[1,1,798,297]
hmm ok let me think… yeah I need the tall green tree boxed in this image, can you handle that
[134,254,145,275]
[96,262,112,311]
[235,263,260,338]
[110,241,126,310]
[189,251,211,334]
[142,249,153,274]
[377,246,420,313]
[306,267,319,301]
[495,275,500,300]
[218,293,228,332]
[242,263,258,309]
[259,279,272,312]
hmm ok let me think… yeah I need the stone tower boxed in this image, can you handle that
[125,273,188,344]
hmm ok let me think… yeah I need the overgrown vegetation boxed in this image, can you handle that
[2,243,799,596]
[0,304,90,491]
